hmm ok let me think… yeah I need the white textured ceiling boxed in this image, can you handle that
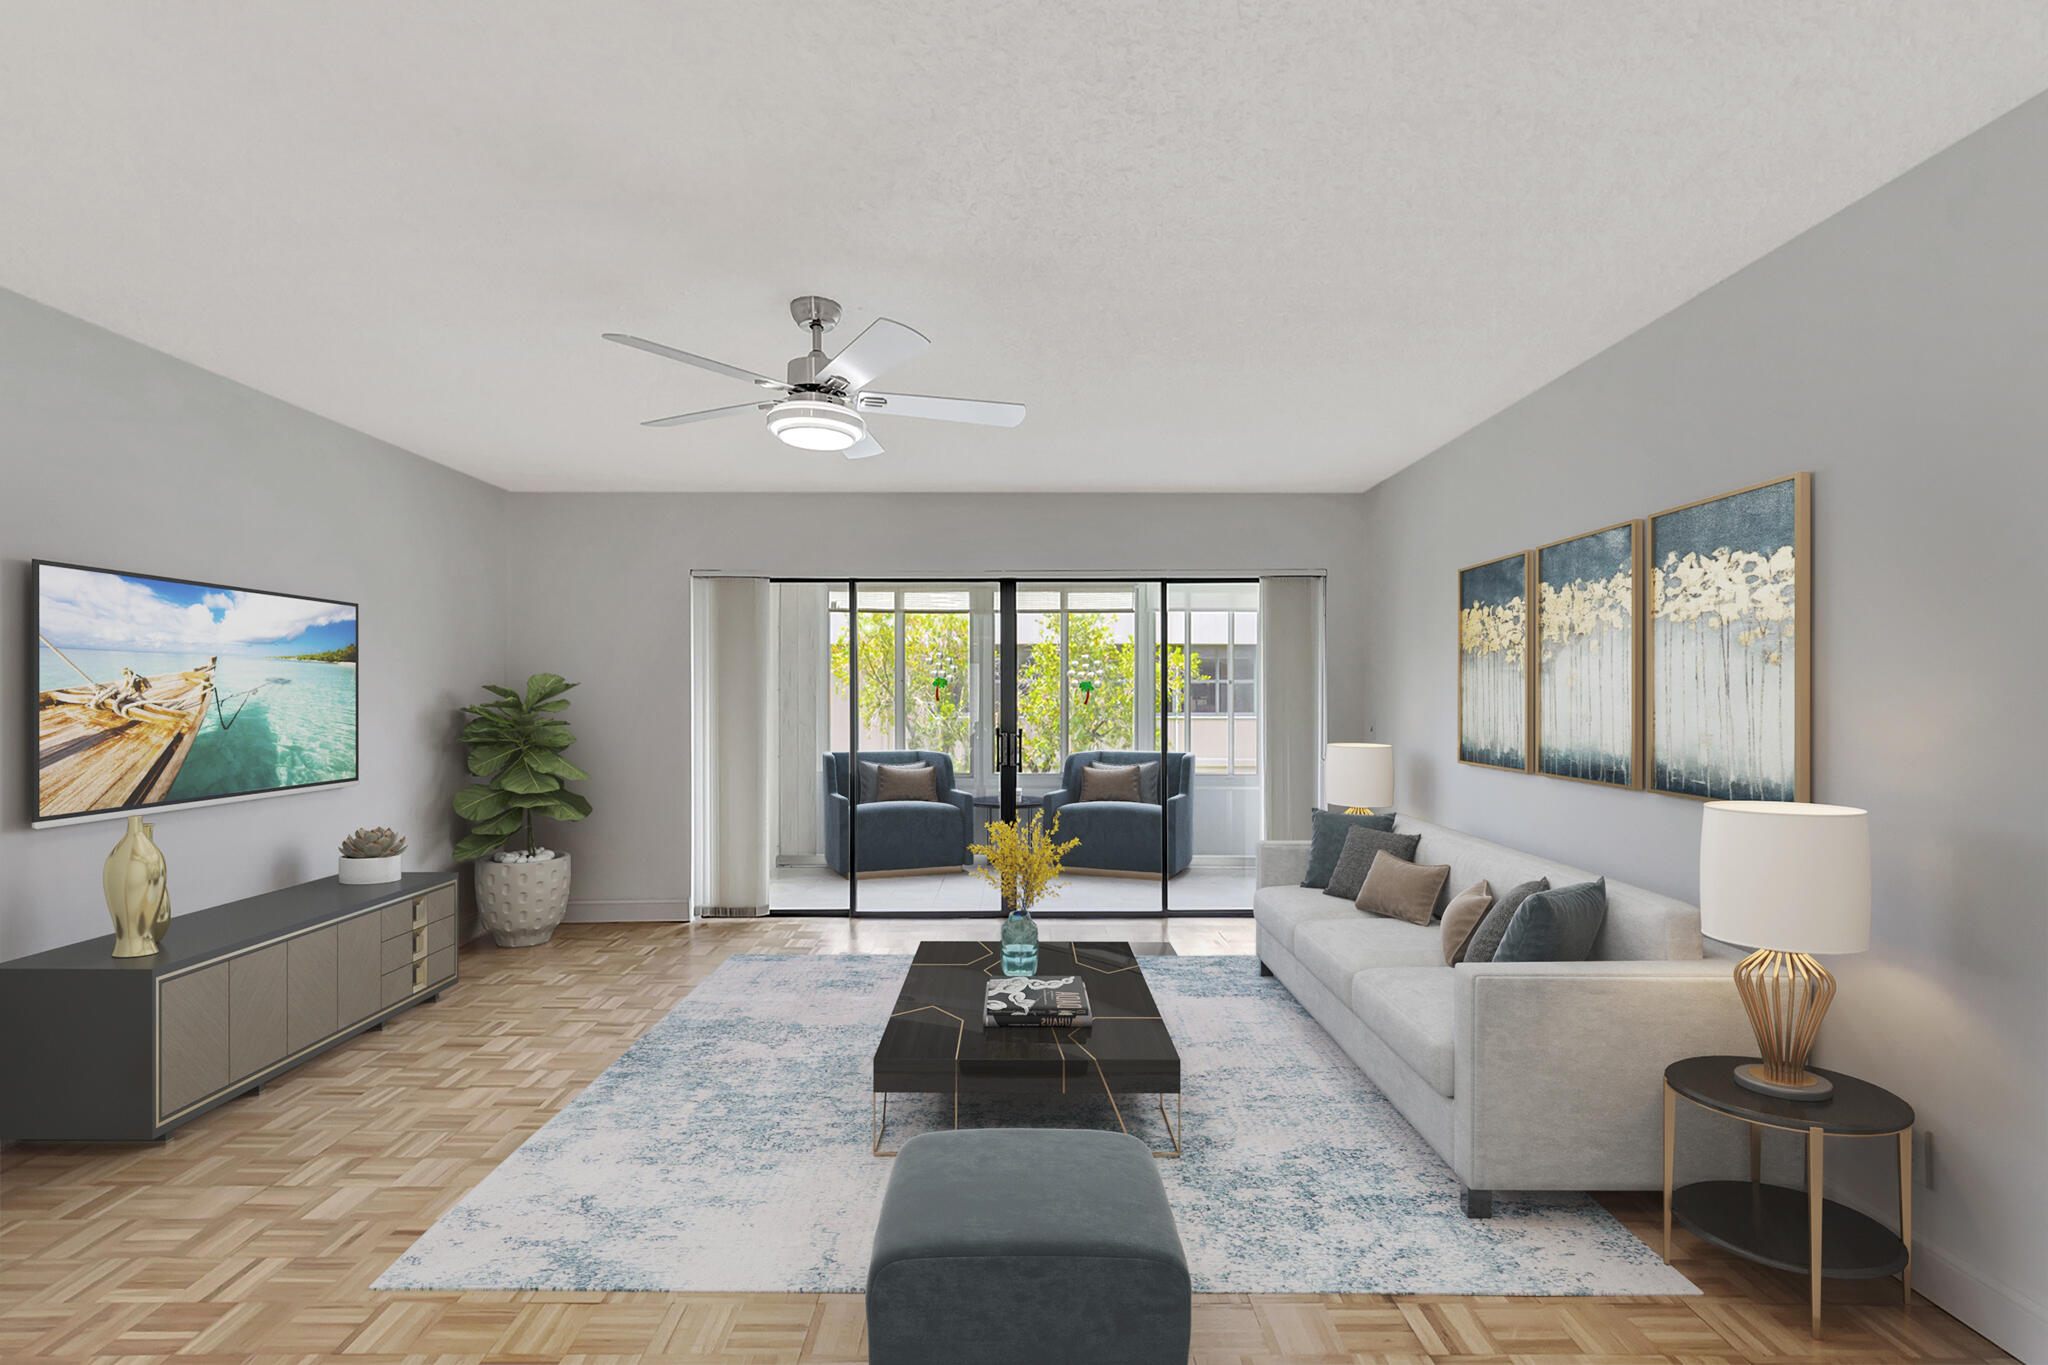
[3,4,2046,493]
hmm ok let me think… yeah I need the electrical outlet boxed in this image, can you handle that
[1915,1130,1934,1190]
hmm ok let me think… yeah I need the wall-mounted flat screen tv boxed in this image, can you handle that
[33,561,358,826]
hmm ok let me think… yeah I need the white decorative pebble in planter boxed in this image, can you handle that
[475,852,572,947]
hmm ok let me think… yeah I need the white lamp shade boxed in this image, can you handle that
[1325,742,1394,810]
[1698,802,1871,954]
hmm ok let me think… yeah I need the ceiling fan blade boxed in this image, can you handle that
[817,318,930,389]
[854,391,1026,427]
[640,401,771,428]
[842,432,885,460]
[604,333,790,390]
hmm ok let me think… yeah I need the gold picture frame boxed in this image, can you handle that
[1644,473,1812,802]
[1533,519,1646,790]
[1457,550,1535,773]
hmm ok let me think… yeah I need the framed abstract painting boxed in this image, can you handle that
[1646,474,1811,801]
[1534,520,1643,788]
[1458,551,1533,772]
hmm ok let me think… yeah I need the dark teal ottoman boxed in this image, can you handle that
[867,1128,1191,1365]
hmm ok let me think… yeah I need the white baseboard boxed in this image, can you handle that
[562,899,691,923]
[1830,1187,2047,1363]
[1908,1233,2048,1363]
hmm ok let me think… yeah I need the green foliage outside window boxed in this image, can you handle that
[830,609,1196,775]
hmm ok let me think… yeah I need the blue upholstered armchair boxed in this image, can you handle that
[821,750,973,876]
[1039,750,1194,877]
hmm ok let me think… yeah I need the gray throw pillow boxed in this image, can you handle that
[1077,763,1142,803]
[1135,759,1163,804]
[1460,877,1549,964]
[1494,878,1608,963]
[1322,827,1422,901]
[857,759,880,803]
[1301,808,1399,888]
[873,762,939,803]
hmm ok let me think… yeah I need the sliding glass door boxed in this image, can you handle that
[765,576,1262,916]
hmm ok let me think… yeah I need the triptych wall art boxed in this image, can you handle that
[1456,473,1811,802]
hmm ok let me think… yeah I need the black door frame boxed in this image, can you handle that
[765,575,1257,919]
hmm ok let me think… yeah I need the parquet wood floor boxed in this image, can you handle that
[0,918,2011,1364]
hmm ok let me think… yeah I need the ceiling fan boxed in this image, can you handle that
[603,296,1025,459]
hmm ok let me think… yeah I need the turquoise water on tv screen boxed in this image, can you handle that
[39,646,358,799]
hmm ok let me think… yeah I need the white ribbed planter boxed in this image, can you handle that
[475,855,572,947]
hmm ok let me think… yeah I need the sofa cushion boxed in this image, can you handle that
[1439,880,1494,964]
[858,759,882,803]
[1495,878,1609,963]
[1324,828,1422,901]
[1135,760,1162,804]
[874,762,939,802]
[1355,851,1450,925]
[1350,968,1457,1097]
[1293,914,1445,999]
[1077,763,1143,803]
[1301,809,1397,888]
[1462,877,1548,964]
[1254,884,1359,955]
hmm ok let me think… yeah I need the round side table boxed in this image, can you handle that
[1663,1055,1913,1338]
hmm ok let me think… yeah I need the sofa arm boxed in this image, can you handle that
[1451,959,1756,1192]
[1256,840,1310,888]
[945,787,975,832]
[1040,788,1071,819]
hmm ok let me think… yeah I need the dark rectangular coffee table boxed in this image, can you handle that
[872,940,1182,1157]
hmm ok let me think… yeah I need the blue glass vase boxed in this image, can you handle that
[1001,907,1039,977]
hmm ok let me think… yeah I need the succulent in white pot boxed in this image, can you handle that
[453,673,591,947]
[338,826,407,884]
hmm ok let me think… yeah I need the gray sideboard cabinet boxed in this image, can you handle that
[0,872,458,1141]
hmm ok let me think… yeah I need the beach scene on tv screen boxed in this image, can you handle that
[37,564,358,819]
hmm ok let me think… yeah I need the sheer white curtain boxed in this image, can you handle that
[1258,576,1325,841]
[690,576,773,916]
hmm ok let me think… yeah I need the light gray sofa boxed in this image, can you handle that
[1255,816,1754,1216]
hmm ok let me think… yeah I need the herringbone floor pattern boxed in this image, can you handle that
[0,917,2011,1364]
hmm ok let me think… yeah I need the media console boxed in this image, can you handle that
[0,871,458,1141]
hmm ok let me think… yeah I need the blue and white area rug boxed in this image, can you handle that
[377,954,1694,1296]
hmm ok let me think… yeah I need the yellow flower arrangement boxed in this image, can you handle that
[969,809,1081,912]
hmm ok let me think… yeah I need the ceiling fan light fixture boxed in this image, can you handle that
[766,398,865,452]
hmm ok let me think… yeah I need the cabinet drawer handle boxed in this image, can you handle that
[412,922,428,944]
[411,897,426,926]
[412,960,425,989]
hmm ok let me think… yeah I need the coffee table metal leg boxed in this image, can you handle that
[872,1092,892,1157]
[1152,1093,1183,1159]
[1808,1125,1825,1337]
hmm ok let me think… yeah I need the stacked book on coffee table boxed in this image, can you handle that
[984,975,1093,1027]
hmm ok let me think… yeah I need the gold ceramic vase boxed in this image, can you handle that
[104,816,169,957]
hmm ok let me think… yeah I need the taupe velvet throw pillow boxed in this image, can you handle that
[1355,851,1452,926]
[1076,763,1143,803]
[1438,880,1494,964]
[872,762,939,802]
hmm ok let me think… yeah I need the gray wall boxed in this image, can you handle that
[499,491,1369,917]
[0,289,506,960]
[1358,96,2048,1359]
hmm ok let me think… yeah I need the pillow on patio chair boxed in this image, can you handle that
[1077,763,1143,803]
[874,762,940,802]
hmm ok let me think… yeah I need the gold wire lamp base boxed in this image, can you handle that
[1732,948,1837,1100]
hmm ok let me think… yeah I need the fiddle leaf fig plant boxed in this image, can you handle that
[452,672,591,862]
